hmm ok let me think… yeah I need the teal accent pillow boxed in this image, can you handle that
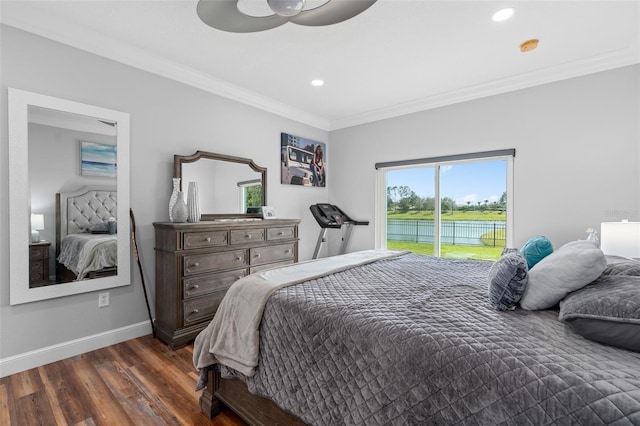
[520,236,553,269]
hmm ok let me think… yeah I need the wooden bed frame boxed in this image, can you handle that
[55,185,118,282]
[201,369,306,425]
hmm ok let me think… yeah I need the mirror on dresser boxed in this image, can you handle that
[8,88,131,305]
[174,151,267,219]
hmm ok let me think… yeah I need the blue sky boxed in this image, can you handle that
[386,160,506,206]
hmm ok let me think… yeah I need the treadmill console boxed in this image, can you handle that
[310,203,347,228]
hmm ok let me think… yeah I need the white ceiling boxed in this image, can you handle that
[2,0,639,131]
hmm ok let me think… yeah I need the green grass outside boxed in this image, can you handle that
[387,241,502,261]
[387,210,505,221]
[386,210,506,260]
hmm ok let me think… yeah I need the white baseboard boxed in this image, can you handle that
[0,321,153,378]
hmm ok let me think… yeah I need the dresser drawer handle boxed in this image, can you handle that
[278,231,285,236]
[191,262,200,267]
[192,308,199,314]
[285,249,291,254]
[254,253,261,258]
[205,237,211,242]
[236,256,243,261]
[245,234,252,239]
[190,284,200,290]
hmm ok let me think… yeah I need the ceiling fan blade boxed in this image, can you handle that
[197,0,287,33]
[290,0,377,26]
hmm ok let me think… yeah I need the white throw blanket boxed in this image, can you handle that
[193,249,408,377]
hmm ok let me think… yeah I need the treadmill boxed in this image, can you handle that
[309,203,369,259]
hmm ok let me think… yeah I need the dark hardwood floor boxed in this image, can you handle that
[0,335,247,426]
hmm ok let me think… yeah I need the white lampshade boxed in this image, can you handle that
[600,221,640,258]
[30,213,45,243]
[31,213,44,231]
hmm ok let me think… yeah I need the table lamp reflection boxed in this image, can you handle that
[31,213,44,243]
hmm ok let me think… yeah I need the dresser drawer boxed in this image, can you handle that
[183,289,226,326]
[250,243,295,265]
[30,262,45,281]
[250,259,295,274]
[230,229,265,245]
[30,245,47,258]
[183,269,247,299]
[184,231,228,249]
[183,249,247,276]
[266,226,296,241]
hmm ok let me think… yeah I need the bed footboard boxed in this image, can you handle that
[202,368,306,425]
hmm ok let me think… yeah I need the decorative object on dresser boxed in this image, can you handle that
[261,206,276,219]
[169,177,181,222]
[154,218,299,348]
[172,191,188,223]
[29,240,51,286]
[187,181,201,223]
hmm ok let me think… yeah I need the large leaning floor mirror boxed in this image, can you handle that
[8,88,131,305]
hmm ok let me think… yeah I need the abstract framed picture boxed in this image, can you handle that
[81,141,117,177]
[280,132,326,187]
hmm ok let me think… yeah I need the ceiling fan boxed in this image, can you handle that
[196,0,377,33]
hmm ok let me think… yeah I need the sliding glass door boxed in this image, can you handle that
[378,153,512,261]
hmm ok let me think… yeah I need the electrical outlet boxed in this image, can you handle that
[98,292,110,308]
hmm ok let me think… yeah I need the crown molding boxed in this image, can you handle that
[2,11,637,134]
[329,46,640,131]
[0,16,330,130]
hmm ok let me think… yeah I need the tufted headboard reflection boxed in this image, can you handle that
[55,186,117,254]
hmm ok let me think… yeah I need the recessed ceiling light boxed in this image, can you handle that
[492,7,515,22]
[311,79,324,87]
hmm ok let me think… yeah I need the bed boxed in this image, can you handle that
[55,186,118,282]
[193,248,640,425]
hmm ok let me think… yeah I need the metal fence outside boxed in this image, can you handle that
[387,219,506,247]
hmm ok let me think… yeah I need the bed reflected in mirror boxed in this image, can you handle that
[9,88,131,304]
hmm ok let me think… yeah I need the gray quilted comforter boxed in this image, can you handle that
[221,253,640,425]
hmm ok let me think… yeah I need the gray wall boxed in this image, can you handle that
[329,65,640,252]
[0,25,328,360]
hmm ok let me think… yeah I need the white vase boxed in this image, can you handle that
[187,181,201,223]
[169,177,181,222]
[172,192,188,223]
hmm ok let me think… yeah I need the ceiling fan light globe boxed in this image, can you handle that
[267,0,305,17]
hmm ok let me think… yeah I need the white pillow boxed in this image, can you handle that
[519,240,606,310]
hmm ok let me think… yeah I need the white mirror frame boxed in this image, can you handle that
[8,88,131,305]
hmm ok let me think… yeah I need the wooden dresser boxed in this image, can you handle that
[153,219,300,348]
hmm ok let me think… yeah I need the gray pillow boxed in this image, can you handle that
[559,275,640,351]
[519,240,606,310]
[488,251,529,311]
[88,222,109,234]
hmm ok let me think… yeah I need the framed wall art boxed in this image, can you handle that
[280,133,326,187]
[81,141,117,177]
